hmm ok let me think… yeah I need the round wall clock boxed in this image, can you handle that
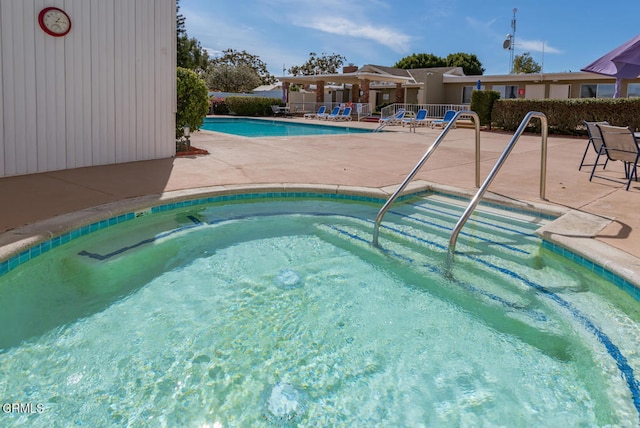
[38,7,72,37]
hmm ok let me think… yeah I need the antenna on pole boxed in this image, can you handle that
[503,8,518,73]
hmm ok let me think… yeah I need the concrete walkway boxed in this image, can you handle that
[1,117,639,283]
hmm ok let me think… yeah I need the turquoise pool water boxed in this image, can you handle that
[1,194,639,427]
[200,117,371,137]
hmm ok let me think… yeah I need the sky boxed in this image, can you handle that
[180,0,640,78]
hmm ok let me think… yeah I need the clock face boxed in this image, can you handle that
[38,7,71,37]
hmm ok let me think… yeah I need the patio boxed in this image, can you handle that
[1,117,639,285]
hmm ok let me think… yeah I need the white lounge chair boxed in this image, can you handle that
[402,109,429,128]
[322,106,342,120]
[304,105,326,119]
[431,110,456,128]
[378,109,406,126]
[319,106,340,120]
[329,106,352,121]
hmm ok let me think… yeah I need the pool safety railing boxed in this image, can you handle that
[372,110,481,246]
[447,111,548,264]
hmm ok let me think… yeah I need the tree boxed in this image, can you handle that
[176,0,209,72]
[394,52,485,75]
[176,67,209,140]
[394,53,446,69]
[445,52,485,75]
[204,63,262,93]
[513,52,542,74]
[288,52,347,76]
[210,49,275,85]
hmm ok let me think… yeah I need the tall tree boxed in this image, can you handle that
[288,52,347,76]
[445,52,485,75]
[394,53,446,69]
[513,52,542,74]
[394,52,485,75]
[176,0,209,72]
[209,49,275,85]
[204,64,262,93]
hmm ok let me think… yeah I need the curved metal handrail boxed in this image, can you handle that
[372,110,481,246]
[447,111,548,264]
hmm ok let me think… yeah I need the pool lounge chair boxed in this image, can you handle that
[431,110,456,128]
[590,124,640,190]
[402,109,429,128]
[329,106,352,121]
[304,105,326,119]
[321,106,342,120]
[579,121,609,171]
[271,105,291,117]
[378,109,406,126]
[319,106,340,120]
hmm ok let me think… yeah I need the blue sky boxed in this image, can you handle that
[180,0,640,77]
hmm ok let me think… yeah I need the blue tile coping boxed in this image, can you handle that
[0,190,638,303]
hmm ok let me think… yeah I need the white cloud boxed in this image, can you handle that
[298,17,411,53]
[517,39,562,54]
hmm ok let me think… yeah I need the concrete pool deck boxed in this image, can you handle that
[1,116,639,286]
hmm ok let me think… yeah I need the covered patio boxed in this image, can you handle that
[278,66,414,113]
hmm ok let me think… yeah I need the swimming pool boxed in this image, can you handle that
[1,191,639,426]
[200,117,372,137]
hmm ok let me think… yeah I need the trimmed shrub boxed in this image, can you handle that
[210,97,229,115]
[225,96,284,116]
[176,67,209,139]
[492,98,640,135]
[470,90,500,127]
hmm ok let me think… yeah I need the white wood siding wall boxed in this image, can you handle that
[0,0,176,177]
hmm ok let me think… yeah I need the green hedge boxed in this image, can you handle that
[492,98,640,135]
[470,90,500,127]
[225,96,284,116]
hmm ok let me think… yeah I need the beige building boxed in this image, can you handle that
[279,64,640,109]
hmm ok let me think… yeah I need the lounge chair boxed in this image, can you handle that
[579,121,609,171]
[319,106,340,120]
[271,105,285,117]
[329,106,352,121]
[378,109,406,126]
[589,124,640,190]
[271,105,291,117]
[431,110,456,128]
[402,109,429,128]
[321,106,342,120]
[304,105,326,119]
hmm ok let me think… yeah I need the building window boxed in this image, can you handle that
[493,85,518,99]
[461,86,475,104]
[628,83,640,98]
[580,83,615,98]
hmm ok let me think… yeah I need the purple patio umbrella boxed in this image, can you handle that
[581,34,640,98]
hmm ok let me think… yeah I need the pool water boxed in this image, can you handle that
[200,117,371,137]
[1,195,639,427]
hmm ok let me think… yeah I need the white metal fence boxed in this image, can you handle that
[380,103,468,119]
[286,102,468,121]
[287,102,372,121]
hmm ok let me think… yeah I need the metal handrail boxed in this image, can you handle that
[447,111,548,264]
[372,110,481,246]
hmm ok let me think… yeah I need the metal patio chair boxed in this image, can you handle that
[589,124,640,190]
[579,121,609,171]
